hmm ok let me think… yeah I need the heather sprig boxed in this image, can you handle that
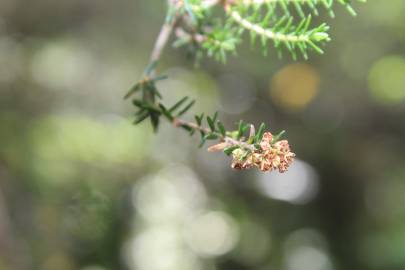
[178,0,366,61]
[124,0,365,172]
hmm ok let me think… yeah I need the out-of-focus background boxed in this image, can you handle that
[1,0,405,270]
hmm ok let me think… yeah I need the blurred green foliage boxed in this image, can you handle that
[1,1,405,270]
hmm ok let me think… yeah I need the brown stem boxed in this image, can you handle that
[146,0,180,76]
[173,118,255,151]
[150,0,222,65]
[149,20,176,66]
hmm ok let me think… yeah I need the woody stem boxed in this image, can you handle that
[173,118,255,151]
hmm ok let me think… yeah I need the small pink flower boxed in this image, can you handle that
[274,140,290,152]
[231,149,254,170]
[228,132,295,173]
[259,149,276,171]
[260,132,273,150]
[273,140,295,173]
[259,158,272,172]
[231,159,253,170]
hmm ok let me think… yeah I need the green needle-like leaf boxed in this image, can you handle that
[217,121,226,137]
[207,116,215,132]
[254,123,266,143]
[124,83,141,99]
[169,97,189,113]
[224,146,239,156]
[177,100,196,116]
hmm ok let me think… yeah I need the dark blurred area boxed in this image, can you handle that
[1,0,405,269]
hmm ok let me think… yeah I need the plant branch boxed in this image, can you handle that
[237,0,327,5]
[124,0,364,172]
[146,1,180,76]
[149,20,176,66]
[173,117,255,151]
[228,9,309,43]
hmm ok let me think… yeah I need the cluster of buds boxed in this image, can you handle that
[230,132,295,173]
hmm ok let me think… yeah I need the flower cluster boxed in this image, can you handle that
[231,132,295,173]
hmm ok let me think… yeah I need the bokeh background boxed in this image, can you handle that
[1,0,405,270]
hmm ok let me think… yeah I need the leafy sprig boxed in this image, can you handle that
[175,0,366,61]
[122,0,365,172]
[239,0,366,18]
[126,75,287,161]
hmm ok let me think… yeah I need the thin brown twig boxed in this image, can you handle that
[173,118,256,151]
[146,0,181,76]
[149,19,177,65]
